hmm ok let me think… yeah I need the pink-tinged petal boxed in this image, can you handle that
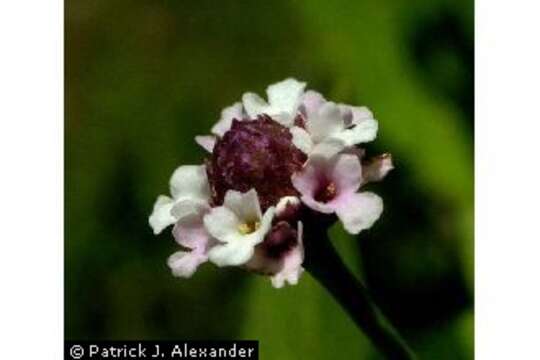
[293,153,362,214]
[310,138,346,158]
[305,102,344,143]
[171,202,211,251]
[299,195,336,213]
[271,222,304,288]
[167,250,207,278]
[338,104,373,127]
[300,90,326,117]
[335,192,383,234]
[211,102,244,137]
[292,156,337,214]
[331,154,362,196]
[291,157,326,198]
[168,201,212,278]
[341,146,365,158]
[195,135,216,153]
[362,153,394,184]
[350,106,374,123]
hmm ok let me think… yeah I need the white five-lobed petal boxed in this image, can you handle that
[242,78,306,127]
[204,189,275,267]
[148,165,211,235]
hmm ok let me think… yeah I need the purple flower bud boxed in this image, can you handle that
[207,115,307,211]
[261,221,298,259]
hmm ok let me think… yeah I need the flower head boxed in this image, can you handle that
[150,78,392,288]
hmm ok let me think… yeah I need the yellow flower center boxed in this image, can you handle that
[238,221,261,235]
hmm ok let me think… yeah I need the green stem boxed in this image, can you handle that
[303,229,417,360]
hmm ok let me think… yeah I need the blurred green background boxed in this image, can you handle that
[66,0,473,359]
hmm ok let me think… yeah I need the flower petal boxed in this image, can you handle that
[305,102,344,143]
[350,106,374,123]
[266,78,306,116]
[171,201,210,250]
[300,90,326,117]
[338,104,373,127]
[167,250,206,278]
[148,195,175,235]
[195,135,216,153]
[242,79,306,127]
[223,189,262,223]
[211,102,244,137]
[310,138,346,158]
[245,206,275,245]
[203,206,241,243]
[291,157,336,214]
[271,221,304,288]
[290,126,313,154]
[242,92,268,118]
[291,157,326,199]
[337,117,378,146]
[362,153,394,184]
[335,192,383,234]
[208,240,257,267]
[169,165,210,202]
[331,153,362,195]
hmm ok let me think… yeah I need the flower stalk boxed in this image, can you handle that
[303,227,416,360]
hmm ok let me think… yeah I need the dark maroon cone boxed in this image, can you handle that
[207,115,307,211]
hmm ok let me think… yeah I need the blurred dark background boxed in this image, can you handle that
[66,0,473,358]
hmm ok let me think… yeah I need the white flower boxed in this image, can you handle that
[204,189,275,266]
[242,78,306,127]
[148,165,210,234]
[291,91,378,156]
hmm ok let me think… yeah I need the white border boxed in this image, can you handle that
[0,0,63,358]
[476,0,540,358]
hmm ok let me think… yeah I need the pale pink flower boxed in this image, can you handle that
[167,201,212,277]
[292,150,383,234]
